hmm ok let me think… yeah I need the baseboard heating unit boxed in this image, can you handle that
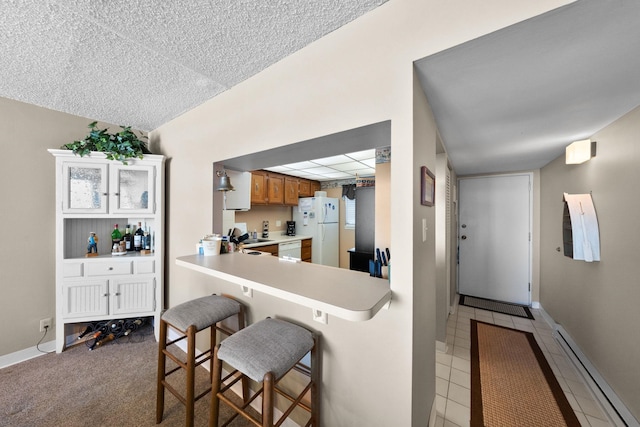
[555,325,639,427]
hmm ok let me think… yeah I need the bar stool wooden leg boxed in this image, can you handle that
[185,325,196,427]
[209,346,223,427]
[156,319,168,424]
[310,334,321,427]
[262,372,275,427]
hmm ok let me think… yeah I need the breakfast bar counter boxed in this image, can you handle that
[176,252,392,323]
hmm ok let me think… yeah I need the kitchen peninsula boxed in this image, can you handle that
[176,252,391,323]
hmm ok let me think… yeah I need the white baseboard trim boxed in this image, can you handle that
[531,300,541,309]
[0,340,56,369]
[428,396,437,427]
[435,340,448,354]
[167,329,299,427]
[537,306,639,427]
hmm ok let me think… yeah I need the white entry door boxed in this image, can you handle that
[458,174,531,305]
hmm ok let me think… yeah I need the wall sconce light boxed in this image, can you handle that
[566,139,596,164]
[215,170,235,192]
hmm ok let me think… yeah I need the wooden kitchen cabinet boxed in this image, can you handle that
[284,177,299,206]
[267,173,284,204]
[251,171,268,205]
[251,170,320,206]
[301,238,312,263]
[311,180,321,195]
[258,244,279,256]
[298,179,312,197]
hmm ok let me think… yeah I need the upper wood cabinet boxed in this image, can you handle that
[284,177,299,206]
[251,171,268,205]
[298,179,312,198]
[250,170,320,206]
[267,173,284,204]
[311,181,321,195]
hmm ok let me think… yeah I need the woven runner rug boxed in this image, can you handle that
[470,320,580,427]
[460,294,534,319]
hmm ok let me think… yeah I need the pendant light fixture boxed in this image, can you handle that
[215,170,235,192]
[216,170,235,210]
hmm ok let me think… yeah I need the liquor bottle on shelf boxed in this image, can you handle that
[134,222,143,251]
[124,226,132,251]
[111,224,122,247]
[144,229,151,251]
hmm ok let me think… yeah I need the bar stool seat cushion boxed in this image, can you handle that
[218,318,314,382]
[162,295,241,332]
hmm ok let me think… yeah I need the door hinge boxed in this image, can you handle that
[528,283,531,292]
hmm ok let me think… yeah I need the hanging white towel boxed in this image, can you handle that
[563,193,600,262]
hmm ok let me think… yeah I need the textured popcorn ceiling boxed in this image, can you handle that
[0,0,387,131]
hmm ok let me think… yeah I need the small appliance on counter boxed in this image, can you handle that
[286,221,296,236]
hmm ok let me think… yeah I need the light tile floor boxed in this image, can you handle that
[434,302,614,427]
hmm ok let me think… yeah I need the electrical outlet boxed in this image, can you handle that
[39,318,53,332]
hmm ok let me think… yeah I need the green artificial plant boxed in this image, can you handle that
[61,121,151,164]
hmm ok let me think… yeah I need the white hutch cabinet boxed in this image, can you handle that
[49,149,165,353]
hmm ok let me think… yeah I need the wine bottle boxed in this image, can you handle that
[124,226,132,251]
[144,230,151,250]
[111,224,122,247]
[77,325,93,340]
[110,319,125,335]
[123,318,143,336]
[134,222,143,251]
[90,333,115,350]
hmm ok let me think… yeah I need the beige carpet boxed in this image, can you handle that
[0,328,253,427]
[470,320,580,427]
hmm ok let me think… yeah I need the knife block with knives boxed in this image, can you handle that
[369,247,390,279]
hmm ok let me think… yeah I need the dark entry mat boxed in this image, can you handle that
[460,294,534,319]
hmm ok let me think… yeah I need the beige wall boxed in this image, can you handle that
[540,105,640,419]
[151,1,570,425]
[0,96,120,356]
[411,68,438,423]
[234,205,291,237]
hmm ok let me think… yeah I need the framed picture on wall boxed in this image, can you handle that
[420,166,435,206]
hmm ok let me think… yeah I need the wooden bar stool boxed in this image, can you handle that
[210,317,320,427]
[156,294,246,427]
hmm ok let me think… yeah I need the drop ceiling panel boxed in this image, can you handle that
[263,149,376,181]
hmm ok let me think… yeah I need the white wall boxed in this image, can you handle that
[151,1,570,425]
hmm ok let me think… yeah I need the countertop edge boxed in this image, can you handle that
[175,254,391,322]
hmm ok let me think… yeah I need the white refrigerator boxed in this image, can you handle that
[293,196,339,267]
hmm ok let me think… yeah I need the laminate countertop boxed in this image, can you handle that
[176,252,392,323]
[239,234,311,248]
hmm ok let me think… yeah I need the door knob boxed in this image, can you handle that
[461,235,467,240]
